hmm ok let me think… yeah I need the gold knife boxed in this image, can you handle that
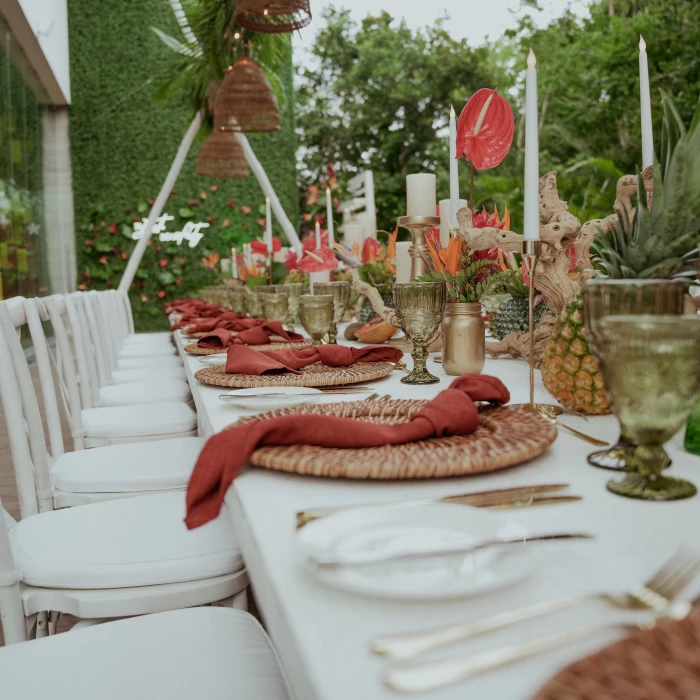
[296,484,571,529]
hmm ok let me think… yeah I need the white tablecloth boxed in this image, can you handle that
[174,327,700,700]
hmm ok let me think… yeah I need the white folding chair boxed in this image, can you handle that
[0,605,293,700]
[19,297,197,448]
[0,301,204,506]
[0,313,247,640]
[53,295,192,407]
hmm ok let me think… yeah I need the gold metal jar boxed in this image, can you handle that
[441,302,485,376]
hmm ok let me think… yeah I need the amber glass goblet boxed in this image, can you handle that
[598,315,700,501]
[583,279,685,471]
[313,281,350,344]
[262,293,289,323]
[394,281,446,385]
[244,292,264,319]
[277,283,303,331]
[299,294,334,346]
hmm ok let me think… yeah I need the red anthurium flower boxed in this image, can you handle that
[285,249,299,272]
[457,89,515,170]
[298,247,338,272]
[250,237,283,255]
[302,230,328,252]
[361,238,381,264]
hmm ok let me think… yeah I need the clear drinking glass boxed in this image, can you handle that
[393,281,446,385]
[313,281,350,344]
[299,294,334,346]
[583,279,685,471]
[598,315,700,501]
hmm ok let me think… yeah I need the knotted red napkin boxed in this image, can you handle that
[224,344,403,375]
[198,321,306,349]
[185,374,510,529]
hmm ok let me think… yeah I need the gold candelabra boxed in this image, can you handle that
[397,215,441,281]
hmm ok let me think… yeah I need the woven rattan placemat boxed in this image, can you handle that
[534,611,700,700]
[185,340,313,355]
[234,399,556,479]
[194,361,395,388]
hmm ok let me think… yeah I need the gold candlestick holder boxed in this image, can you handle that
[397,216,440,281]
[510,239,562,415]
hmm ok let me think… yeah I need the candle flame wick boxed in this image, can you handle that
[527,48,537,68]
[639,35,646,51]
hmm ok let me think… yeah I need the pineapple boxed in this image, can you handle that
[541,92,700,414]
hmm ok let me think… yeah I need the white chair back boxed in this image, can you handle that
[0,497,26,644]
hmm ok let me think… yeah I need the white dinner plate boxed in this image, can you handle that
[219,386,327,411]
[296,504,537,600]
[198,356,226,367]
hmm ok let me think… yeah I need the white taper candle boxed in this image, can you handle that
[524,49,541,242]
[639,36,654,169]
[449,106,460,227]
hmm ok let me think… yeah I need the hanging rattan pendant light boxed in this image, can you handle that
[233,0,311,34]
[196,129,250,179]
[213,56,281,133]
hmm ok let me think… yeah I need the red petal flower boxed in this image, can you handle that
[361,238,381,264]
[250,237,282,255]
[298,247,338,272]
[457,89,514,170]
[285,249,299,272]
[302,230,329,253]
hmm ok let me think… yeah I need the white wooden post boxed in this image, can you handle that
[235,132,303,254]
[118,111,204,293]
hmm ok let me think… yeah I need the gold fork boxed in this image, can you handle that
[372,549,700,661]
[535,405,608,447]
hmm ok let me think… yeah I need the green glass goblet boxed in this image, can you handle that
[394,281,446,385]
[583,279,685,471]
[299,294,334,346]
[262,293,289,324]
[597,315,700,501]
[278,283,303,331]
[227,288,246,315]
[256,284,278,295]
[244,293,264,319]
[313,281,350,344]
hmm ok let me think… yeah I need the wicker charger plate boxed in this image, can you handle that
[534,611,700,700]
[234,399,557,479]
[194,361,395,388]
[185,339,313,355]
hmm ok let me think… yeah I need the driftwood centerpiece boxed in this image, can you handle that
[457,168,652,365]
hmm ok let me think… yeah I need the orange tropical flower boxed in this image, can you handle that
[387,227,398,261]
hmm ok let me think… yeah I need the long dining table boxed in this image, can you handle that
[173,324,700,700]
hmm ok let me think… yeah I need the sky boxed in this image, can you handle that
[294,0,590,64]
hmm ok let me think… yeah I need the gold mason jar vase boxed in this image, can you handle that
[441,302,485,376]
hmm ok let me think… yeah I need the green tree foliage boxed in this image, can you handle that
[295,8,495,233]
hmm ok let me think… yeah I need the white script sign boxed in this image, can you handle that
[132,214,209,248]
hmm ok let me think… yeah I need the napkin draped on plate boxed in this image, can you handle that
[185,374,510,529]
[197,321,306,349]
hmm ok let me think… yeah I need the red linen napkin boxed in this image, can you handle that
[185,374,510,529]
[198,321,306,349]
[225,344,403,375]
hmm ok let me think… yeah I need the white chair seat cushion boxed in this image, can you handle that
[0,608,293,700]
[117,355,183,369]
[10,493,243,588]
[98,379,191,406]
[52,437,205,492]
[81,402,196,438]
[120,344,178,358]
[112,366,186,383]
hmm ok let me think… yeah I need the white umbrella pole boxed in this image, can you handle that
[118,111,204,294]
[236,132,303,254]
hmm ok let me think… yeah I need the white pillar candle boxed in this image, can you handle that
[343,223,365,253]
[231,247,238,279]
[439,199,468,248]
[220,258,231,275]
[639,36,654,169]
[449,106,460,226]
[395,241,412,284]
[406,173,437,217]
[524,49,541,241]
[309,269,331,292]
[315,220,322,249]
[325,187,335,248]
[265,197,273,252]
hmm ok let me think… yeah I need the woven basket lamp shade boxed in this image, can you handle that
[214,56,281,133]
[233,0,311,34]
[196,129,250,179]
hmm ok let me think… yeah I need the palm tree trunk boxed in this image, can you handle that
[118,111,203,294]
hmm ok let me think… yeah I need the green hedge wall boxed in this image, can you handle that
[67,0,299,329]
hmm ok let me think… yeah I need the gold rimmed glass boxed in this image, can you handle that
[394,281,446,385]
[598,315,700,501]
[583,279,685,471]
[244,292,264,319]
[262,293,289,323]
[299,294,334,346]
[278,282,303,331]
[313,281,350,344]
